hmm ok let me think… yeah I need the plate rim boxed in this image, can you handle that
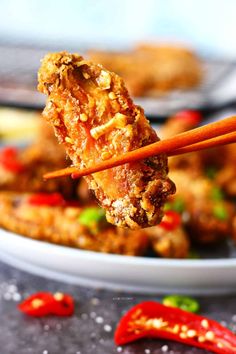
[1,227,236,269]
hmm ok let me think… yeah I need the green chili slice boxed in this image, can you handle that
[164,198,185,213]
[163,295,200,313]
[213,204,228,220]
[211,186,224,201]
[78,207,106,232]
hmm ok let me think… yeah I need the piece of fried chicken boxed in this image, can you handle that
[38,52,175,229]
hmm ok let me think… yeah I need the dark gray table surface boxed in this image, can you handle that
[0,260,236,354]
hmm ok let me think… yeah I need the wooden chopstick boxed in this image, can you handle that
[168,131,236,156]
[43,116,236,180]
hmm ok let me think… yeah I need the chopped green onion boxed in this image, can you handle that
[78,207,106,231]
[213,204,228,220]
[164,198,185,213]
[211,186,224,201]
[205,167,217,180]
[163,295,200,313]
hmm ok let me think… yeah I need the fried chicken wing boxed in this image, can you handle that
[38,52,175,229]
[0,192,149,256]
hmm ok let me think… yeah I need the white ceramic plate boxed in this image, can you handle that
[1,228,236,295]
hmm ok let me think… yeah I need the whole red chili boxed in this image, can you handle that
[27,193,65,207]
[18,292,74,317]
[159,211,181,231]
[0,146,25,173]
[172,110,202,126]
[114,301,236,354]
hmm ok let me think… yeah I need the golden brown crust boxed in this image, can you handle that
[88,44,203,97]
[38,52,175,229]
[0,191,149,256]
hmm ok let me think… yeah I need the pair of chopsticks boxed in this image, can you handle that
[44,116,236,180]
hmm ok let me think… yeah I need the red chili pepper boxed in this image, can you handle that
[0,146,25,173]
[114,301,236,354]
[173,110,202,126]
[18,292,55,317]
[159,211,181,231]
[52,292,75,316]
[27,193,65,206]
[18,292,74,317]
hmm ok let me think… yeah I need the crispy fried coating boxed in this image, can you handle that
[146,225,190,258]
[38,52,175,229]
[0,192,149,256]
[88,44,203,97]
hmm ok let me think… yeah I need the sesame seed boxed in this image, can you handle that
[161,345,169,352]
[104,324,112,332]
[32,298,44,308]
[83,72,90,79]
[187,329,197,338]
[117,347,122,352]
[65,136,73,144]
[101,151,112,160]
[180,332,187,339]
[80,113,88,122]
[198,336,206,343]
[172,324,180,333]
[201,319,209,329]
[54,292,64,301]
[108,92,116,100]
[181,325,188,332]
[205,331,215,341]
[217,342,224,348]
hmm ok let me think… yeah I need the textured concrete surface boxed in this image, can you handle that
[0,260,235,354]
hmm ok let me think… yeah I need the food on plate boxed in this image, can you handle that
[88,43,203,97]
[18,291,74,317]
[0,122,75,198]
[0,107,235,259]
[146,210,190,258]
[0,191,149,256]
[38,52,175,229]
[114,301,236,353]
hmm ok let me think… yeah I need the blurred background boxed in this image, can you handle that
[0,0,236,130]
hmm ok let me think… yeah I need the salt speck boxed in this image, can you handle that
[145,349,151,354]
[117,347,122,352]
[44,324,50,331]
[104,324,112,332]
[12,293,21,301]
[95,316,104,324]
[4,293,12,301]
[161,345,169,352]
[91,297,100,306]
[90,311,96,319]
[8,284,17,293]
[81,313,88,320]
[42,351,48,354]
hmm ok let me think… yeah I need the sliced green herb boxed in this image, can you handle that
[163,295,200,313]
[164,198,185,213]
[211,186,224,201]
[213,204,228,220]
[78,207,107,232]
[205,166,217,180]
